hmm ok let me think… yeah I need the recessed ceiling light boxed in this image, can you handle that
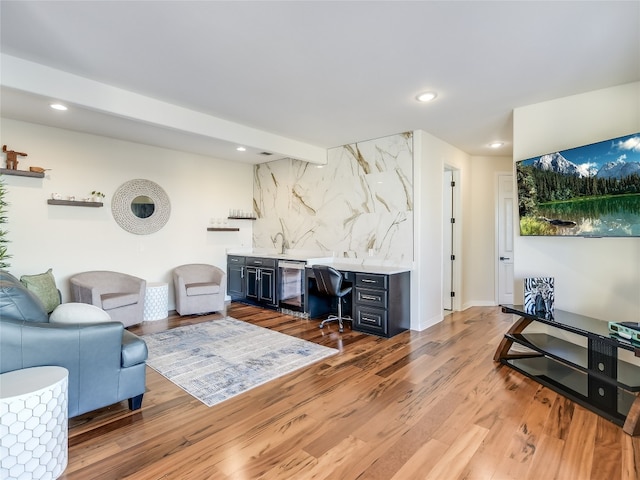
[50,103,68,111]
[236,146,246,152]
[489,142,504,148]
[415,91,438,103]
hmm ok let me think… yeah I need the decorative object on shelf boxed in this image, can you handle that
[111,179,171,235]
[91,190,105,202]
[228,208,256,219]
[524,277,554,318]
[0,176,10,269]
[2,144,27,170]
[29,166,47,173]
[51,193,62,200]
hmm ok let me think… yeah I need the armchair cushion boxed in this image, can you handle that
[20,268,60,313]
[101,292,140,310]
[185,282,220,296]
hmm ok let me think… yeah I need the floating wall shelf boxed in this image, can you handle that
[228,216,256,220]
[207,227,240,232]
[47,199,103,208]
[0,168,45,178]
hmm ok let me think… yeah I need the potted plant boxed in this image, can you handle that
[91,191,106,202]
[0,176,11,269]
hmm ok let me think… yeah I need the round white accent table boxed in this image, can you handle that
[144,281,169,321]
[0,366,69,480]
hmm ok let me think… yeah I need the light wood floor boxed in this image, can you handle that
[62,303,640,479]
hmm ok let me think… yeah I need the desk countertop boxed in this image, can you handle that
[227,251,411,275]
[306,262,411,275]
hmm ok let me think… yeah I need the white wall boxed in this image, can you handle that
[414,130,471,330]
[464,156,513,308]
[1,119,254,309]
[513,82,640,322]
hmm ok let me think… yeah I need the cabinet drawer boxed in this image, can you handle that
[355,274,387,290]
[355,288,387,308]
[227,255,245,265]
[246,257,276,268]
[355,306,388,336]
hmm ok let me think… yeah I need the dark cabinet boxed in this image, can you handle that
[229,256,278,309]
[353,271,410,338]
[227,256,245,299]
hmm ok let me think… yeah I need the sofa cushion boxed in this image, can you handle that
[50,302,112,324]
[20,268,60,314]
[0,280,49,322]
[185,282,220,296]
[101,292,139,310]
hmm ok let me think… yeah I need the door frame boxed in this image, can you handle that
[495,171,515,305]
[443,166,462,312]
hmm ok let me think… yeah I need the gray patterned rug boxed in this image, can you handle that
[143,317,338,407]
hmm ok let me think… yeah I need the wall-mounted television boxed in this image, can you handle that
[516,132,640,237]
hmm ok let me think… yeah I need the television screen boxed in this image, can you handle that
[516,132,640,237]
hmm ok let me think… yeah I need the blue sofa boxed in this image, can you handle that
[0,271,148,418]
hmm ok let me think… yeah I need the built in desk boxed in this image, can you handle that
[305,263,410,338]
[496,304,640,436]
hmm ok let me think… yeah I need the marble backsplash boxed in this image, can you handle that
[253,132,414,265]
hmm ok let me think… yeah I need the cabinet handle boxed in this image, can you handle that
[361,279,376,283]
[241,267,244,279]
[361,294,380,301]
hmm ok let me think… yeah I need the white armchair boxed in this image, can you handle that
[70,271,146,327]
[173,264,226,315]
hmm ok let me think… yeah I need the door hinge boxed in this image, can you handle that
[450,218,455,223]
[450,254,455,261]
[451,180,456,187]
[450,291,455,297]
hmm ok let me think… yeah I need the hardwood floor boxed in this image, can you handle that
[62,304,640,479]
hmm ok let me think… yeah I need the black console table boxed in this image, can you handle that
[495,305,640,436]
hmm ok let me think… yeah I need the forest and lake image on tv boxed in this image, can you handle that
[517,132,640,237]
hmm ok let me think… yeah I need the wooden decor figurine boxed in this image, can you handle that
[2,145,28,170]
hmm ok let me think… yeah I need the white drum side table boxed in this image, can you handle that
[144,281,169,321]
[0,366,69,480]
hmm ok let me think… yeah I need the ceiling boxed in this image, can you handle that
[1,1,639,164]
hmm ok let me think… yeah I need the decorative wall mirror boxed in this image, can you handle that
[112,179,171,234]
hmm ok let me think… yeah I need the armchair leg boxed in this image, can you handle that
[128,394,144,411]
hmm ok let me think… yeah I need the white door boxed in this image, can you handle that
[497,173,514,305]
[443,170,453,310]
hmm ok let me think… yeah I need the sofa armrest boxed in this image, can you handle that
[121,330,148,368]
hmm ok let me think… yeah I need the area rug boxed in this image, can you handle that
[143,317,337,407]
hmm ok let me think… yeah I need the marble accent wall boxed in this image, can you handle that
[253,132,414,264]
